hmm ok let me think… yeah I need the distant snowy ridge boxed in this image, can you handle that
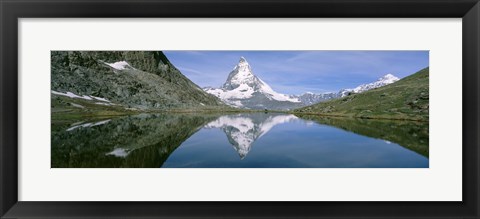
[339,74,400,97]
[291,92,338,105]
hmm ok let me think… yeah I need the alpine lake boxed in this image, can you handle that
[51,113,429,168]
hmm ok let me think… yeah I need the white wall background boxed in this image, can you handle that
[18,18,462,201]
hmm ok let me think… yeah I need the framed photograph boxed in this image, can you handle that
[1,0,479,218]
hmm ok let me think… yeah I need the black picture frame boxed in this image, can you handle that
[1,0,479,218]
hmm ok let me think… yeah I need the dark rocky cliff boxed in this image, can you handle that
[51,51,226,110]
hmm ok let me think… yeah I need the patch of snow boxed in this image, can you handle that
[51,90,65,96]
[82,95,92,100]
[66,123,93,131]
[66,119,111,131]
[70,103,84,108]
[105,148,131,158]
[104,61,131,70]
[51,90,112,103]
[93,119,111,126]
[95,102,112,106]
[91,96,110,102]
[52,90,93,101]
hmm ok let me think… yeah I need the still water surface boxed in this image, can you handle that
[51,113,429,168]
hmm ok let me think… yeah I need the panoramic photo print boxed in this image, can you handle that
[51,51,429,168]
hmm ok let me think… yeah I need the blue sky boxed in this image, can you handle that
[164,51,429,95]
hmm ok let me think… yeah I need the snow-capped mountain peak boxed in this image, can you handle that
[237,56,248,65]
[233,56,251,72]
[351,73,400,93]
[378,74,399,83]
[204,57,301,109]
[225,57,255,88]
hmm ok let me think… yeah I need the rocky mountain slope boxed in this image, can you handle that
[51,51,227,113]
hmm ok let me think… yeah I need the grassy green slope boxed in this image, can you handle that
[293,67,429,121]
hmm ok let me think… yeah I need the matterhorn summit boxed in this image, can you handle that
[221,56,257,90]
[204,57,302,110]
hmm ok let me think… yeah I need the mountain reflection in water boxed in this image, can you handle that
[52,113,428,168]
[204,114,298,159]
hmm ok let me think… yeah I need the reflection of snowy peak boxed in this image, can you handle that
[204,57,301,110]
[205,114,298,159]
[339,74,399,97]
